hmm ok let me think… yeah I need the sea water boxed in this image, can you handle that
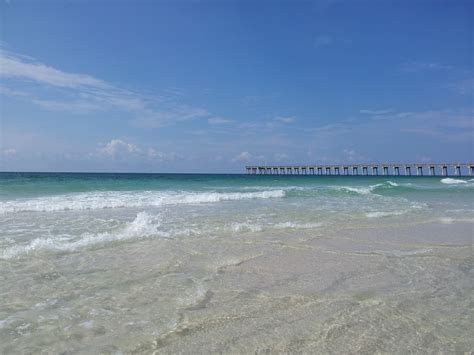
[0,172,473,352]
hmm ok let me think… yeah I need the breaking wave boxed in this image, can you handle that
[440,178,468,185]
[274,221,322,229]
[1,213,325,259]
[1,212,164,259]
[0,189,286,214]
[334,182,390,195]
[365,210,407,218]
[230,222,263,233]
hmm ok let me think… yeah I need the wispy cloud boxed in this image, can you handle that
[316,108,474,142]
[401,61,453,72]
[132,106,209,128]
[314,35,332,49]
[0,49,211,127]
[446,78,474,95]
[274,152,289,161]
[2,148,16,157]
[241,95,261,106]
[0,85,30,97]
[237,115,297,134]
[359,109,393,115]
[208,116,233,125]
[240,94,276,106]
[342,149,370,163]
[311,122,346,132]
[0,50,107,89]
[274,116,295,123]
[31,99,105,113]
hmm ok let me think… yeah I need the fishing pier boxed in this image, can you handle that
[245,163,474,176]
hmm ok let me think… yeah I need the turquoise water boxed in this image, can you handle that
[0,172,473,352]
[1,172,473,257]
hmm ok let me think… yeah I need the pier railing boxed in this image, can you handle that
[245,163,474,176]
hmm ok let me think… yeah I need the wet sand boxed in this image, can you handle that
[1,220,472,353]
[141,221,473,353]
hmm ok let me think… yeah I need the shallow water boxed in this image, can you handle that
[0,173,473,352]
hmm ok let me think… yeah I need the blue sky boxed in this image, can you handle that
[0,0,472,173]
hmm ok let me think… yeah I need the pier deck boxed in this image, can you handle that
[245,163,474,176]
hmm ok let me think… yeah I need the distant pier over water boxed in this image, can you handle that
[246,163,474,176]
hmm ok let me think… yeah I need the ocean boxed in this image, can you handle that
[0,172,473,353]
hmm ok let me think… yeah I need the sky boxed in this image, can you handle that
[0,0,472,173]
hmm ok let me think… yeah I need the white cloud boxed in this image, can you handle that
[314,35,332,48]
[416,155,432,163]
[147,148,164,160]
[237,116,296,133]
[208,116,233,124]
[232,151,265,162]
[274,152,289,161]
[274,116,295,123]
[402,61,453,72]
[342,149,369,163]
[372,112,413,120]
[0,50,149,111]
[315,108,474,143]
[311,122,346,132]
[96,139,181,163]
[0,49,210,127]
[99,139,141,157]
[31,99,104,113]
[239,122,261,129]
[359,109,393,115]
[233,151,252,162]
[0,51,107,89]
[132,106,209,128]
[147,148,180,161]
[446,78,474,95]
[241,95,260,106]
[0,85,29,97]
[3,148,16,157]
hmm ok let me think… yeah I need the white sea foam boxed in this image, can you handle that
[360,248,433,257]
[274,221,322,229]
[437,217,474,224]
[386,181,399,187]
[336,183,384,195]
[229,221,322,233]
[365,210,407,218]
[440,178,467,185]
[410,202,427,209]
[390,248,433,257]
[337,186,371,195]
[438,217,455,224]
[230,222,263,233]
[0,189,285,214]
[1,212,164,259]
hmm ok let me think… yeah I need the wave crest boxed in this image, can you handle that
[0,189,285,214]
[441,178,468,185]
[365,210,407,218]
[1,212,163,259]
